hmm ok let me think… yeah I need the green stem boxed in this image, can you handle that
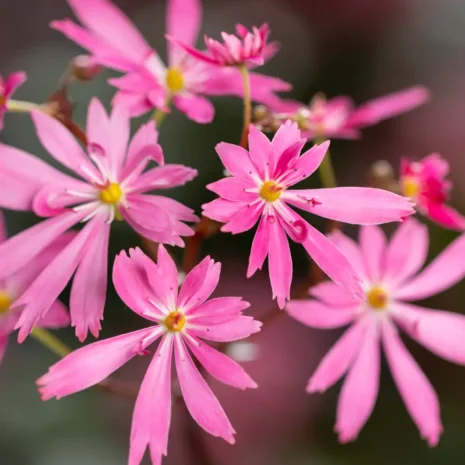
[7,99,43,113]
[152,97,172,128]
[314,138,337,188]
[31,327,72,358]
[239,65,251,149]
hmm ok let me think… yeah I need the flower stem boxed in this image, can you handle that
[6,99,43,113]
[152,97,172,128]
[239,64,251,149]
[317,146,337,188]
[31,327,72,358]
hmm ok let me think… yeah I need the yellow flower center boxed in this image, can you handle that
[366,286,388,311]
[166,67,185,93]
[402,177,420,199]
[164,311,186,332]
[0,290,12,314]
[99,183,123,205]
[260,181,282,202]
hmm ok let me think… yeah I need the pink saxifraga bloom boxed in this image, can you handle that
[202,122,415,308]
[0,211,71,365]
[400,153,465,231]
[51,0,290,123]
[38,245,261,465]
[286,219,465,445]
[168,23,279,68]
[268,86,429,140]
[0,98,198,342]
[0,71,27,130]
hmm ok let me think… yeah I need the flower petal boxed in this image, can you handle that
[37,327,160,400]
[335,320,380,443]
[285,187,415,224]
[70,219,110,341]
[202,198,247,223]
[359,225,387,283]
[38,301,70,329]
[185,335,257,390]
[286,300,357,329]
[247,214,270,278]
[309,281,357,307]
[173,94,214,124]
[189,315,262,342]
[307,319,368,393]
[248,124,273,177]
[207,177,257,202]
[221,201,263,234]
[186,297,250,323]
[129,335,174,465]
[215,142,258,181]
[328,230,367,281]
[129,165,197,194]
[395,232,465,301]
[174,336,235,443]
[0,211,6,244]
[381,319,442,446]
[383,218,428,286]
[425,203,465,231]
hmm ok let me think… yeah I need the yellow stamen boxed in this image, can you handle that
[402,177,420,198]
[166,68,185,93]
[366,286,388,310]
[260,181,282,202]
[0,290,12,314]
[164,311,186,332]
[99,183,123,205]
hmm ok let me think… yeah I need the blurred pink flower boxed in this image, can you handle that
[401,153,465,230]
[202,122,415,308]
[0,211,71,365]
[51,0,290,123]
[37,245,260,465]
[0,98,197,342]
[287,219,465,446]
[168,23,279,68]
[0,71,27,130]
[268,86,429,140]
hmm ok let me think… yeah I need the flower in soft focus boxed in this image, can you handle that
[400,153,465,230]
[0,211,71,363]
[168,23,279,68]
[202,122,415,308]
[286,219,465,445]
[71,55,103,81]
[51,0,290,123]
[255,86,429,140]
[38,246,260,465]
[0,98,197,342]
[0,71,27,130]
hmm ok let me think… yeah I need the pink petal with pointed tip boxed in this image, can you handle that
[425,202,465,231]
[202,198,247,223]
[38,301,70,329]
[186,297,250,323]
[247,214,270,278]
[309,281,357,307]
[248,124,273,177]
[215,142,258,181]
[129,165,197,194]
[221,201,263,234]
[173,94,215,124]
[207,177,257,202]
[190,315,262,342]
[4,71,27,97]
[359,225,387,283]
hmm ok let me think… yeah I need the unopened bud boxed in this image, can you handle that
[368,160,399,192]
[71,55,103,82]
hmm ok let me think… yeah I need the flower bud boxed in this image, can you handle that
[71,55,103,81]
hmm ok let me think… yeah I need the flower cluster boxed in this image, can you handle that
[1,0,465,464]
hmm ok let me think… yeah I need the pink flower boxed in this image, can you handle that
[267,86,429,140]
[0,98,198,342]
[51,0,290,123]
[37,245,260,465]
[286,219,465,445]
[202,122,415,308]
[400,153,465,231]
[0,71,27,130]
[168,23,279,68]
[0,211,71,365]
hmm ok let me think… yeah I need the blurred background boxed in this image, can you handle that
[2,0,465,464]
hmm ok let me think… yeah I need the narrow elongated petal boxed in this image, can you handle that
[189,316,261,342]
[328,230,367,281]
[248,124,273,177]
[215,142,258,180]
[67,0,152,63]
[221,201,263,234]
[286,300,357,329]
[31,111,99,180]
[0,143,69,211]
[175,337,236,443]
[129,165,197,194]
[307,319,368,393]
[70,219,110,341]
[174,94,214,124]
[37,327,159,400]
[309,281,357,307]
[285,187,415,224]
[14,217,99,342]
[202,198,247,223]
[335,321,380,443]
[359,225,387,283]
[426,203,465,231]
[129,335,173,465]
[4,71,27,97]
[187,297,250,323]
[166,0,201,64]
[382,320,442,446]
[247,215,270,278]
[185,335,257,389]
[383,219,428,285]
[0,211,82,280]
[268,217,292,308]
[178,257,221,311]
[149,195,198,223]
[207,177,257,202]
[395,232,465,300]
[38,301,71,329]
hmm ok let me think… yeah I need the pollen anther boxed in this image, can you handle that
[366,286,388,310]
[0,290,12,313]
[166,67,185,93]
[260,181,282,202]
[99,183,123,205]
[164,311,186,332]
